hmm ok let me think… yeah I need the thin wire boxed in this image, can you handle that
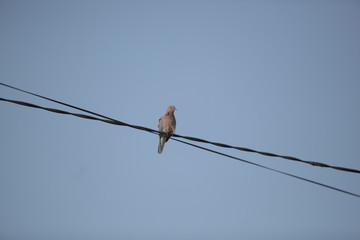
[0,97,159,134]
[1,82,360,174]
[1,96,359,198]
[172,134,360,173]
[173,138,360,198]
[0,82,151,132]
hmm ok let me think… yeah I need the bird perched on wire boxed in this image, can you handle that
[158,105,177,154]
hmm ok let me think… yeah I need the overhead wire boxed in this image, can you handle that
[173,138,360,198]
[1,82,360,174]
[1,96,360,198]
[0,97,157,133]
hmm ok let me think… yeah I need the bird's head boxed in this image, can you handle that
[167,105,176,113]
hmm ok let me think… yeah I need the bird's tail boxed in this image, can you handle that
[158,136,166,154]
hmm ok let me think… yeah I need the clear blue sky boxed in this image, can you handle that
[1,1,360,239]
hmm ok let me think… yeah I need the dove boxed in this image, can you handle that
[158,105,176,154]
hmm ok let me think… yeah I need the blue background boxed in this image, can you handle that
[1,1,360,239]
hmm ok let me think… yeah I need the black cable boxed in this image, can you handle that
[1,97,360,198]
[1,82,360,174]
[0,97,159,134]
[0,82,155,133]
[173,138,360,198]
[172,134,360,173]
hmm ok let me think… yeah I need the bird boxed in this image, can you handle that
[158,105,176,154]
